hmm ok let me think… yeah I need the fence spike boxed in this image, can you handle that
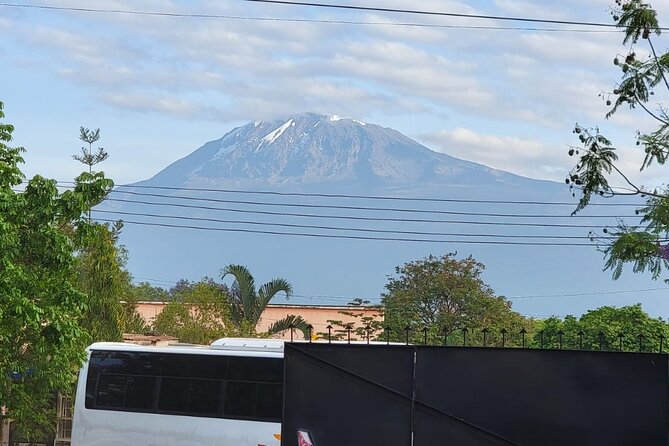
[482,327,490,347]
[577,331,584,350]
[598,331,605,351]
[638,333,645,352]
[443,327,449,346]
[346,324,353,344]
[307,324,313,343]
[422,327,428,346]
[558,330,564,350]
[462,327,469,347]
[520,328,527,348]
[404,325,411,345]
[617,332,624,352]
[385,325,391,345]
[500,328,507,348]
[365,325,371,344]
[327,324,333,344]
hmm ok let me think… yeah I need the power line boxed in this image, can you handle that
[94,217,595,246]
[98,182,644,207]
[0,2,625,32]
[106,190,637,219]
[241,0,668,30]
[130,276,668,302]
[508,287,668,300]
[102,197,621,229]
[92,208,613,240]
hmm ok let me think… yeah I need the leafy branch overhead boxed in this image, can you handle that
[568,0,669,281]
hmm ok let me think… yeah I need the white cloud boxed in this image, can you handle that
[420,127,567,180]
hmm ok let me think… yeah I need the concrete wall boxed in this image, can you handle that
[134,302,383,341]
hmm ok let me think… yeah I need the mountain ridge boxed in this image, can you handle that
[143,112,556,193]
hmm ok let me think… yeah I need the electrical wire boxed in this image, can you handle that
[0,2,630,32]
[92,208,614,240]
[94,217,596,246]
[105,190,639,219]
[94,182,644,207]
[102,197,627,229]
[240,0,668,30]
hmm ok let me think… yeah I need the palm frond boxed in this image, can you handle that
[267,314,310,339]
[257,278,292,322]
[221,264,257,323]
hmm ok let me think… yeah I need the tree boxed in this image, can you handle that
[152,280,238,344]
[0,101,112,438]
[382,254,532,346]
[568,0,669,280]
[535,304,669,352]
[75,221,129,342]
[317,299,385,341]
[71,129,128,342]
[221,264,310,338]
[129,281,172,302]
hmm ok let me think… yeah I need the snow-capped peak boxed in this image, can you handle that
[328,115,366,126]
[262,119,295,144]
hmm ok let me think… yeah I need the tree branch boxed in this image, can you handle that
[636,95,669,125]
[648,36,669,93]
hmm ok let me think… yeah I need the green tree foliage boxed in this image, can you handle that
[70,127,130,342]
[130,281,172,302]
[152,280,240,344]
[535,304,669,352]
[221,264,310,338]
[0,101,113,438]
[568,0,669,280]
[317,299,385,341]
[382,254,532,346]
[75,221,129,342]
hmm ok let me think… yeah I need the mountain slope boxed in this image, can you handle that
[143,112,551,194]
[102,113,662,318]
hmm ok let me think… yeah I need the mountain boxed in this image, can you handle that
[142,112,549,195]
[101,113,664,317]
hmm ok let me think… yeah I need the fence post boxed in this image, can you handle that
[422,327,428,346]
[365,325,371,344]
[327,324,333,344]
[482,328,489,347]
[501,328,507,347]
[443,327,448,346]
[462,327,468,347]
[618,332,624,352]
[385,326,391,345]
[307,324,313,343]
[520,328,527,348]
[558,330,564,349]
[404,325,411,345]
[578,331,584,350]
[346,324,352,344]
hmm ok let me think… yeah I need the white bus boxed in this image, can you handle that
[71,338,285,446]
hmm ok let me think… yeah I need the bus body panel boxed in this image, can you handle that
[72,341,282,446]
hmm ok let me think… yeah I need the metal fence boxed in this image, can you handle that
[293,323,669,353]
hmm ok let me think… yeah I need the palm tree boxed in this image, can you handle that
[221,264,310,338]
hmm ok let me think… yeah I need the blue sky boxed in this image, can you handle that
[2,0,667,186]
[2,0,669,315]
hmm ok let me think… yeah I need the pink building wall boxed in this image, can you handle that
[134,302,383,341]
